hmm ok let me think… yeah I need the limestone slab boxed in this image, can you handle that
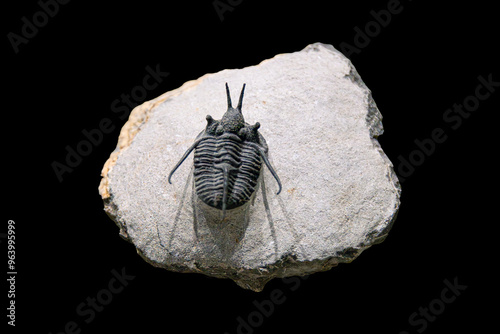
[99,43,401,291]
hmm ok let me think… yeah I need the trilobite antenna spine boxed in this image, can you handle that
[168,83,282,218]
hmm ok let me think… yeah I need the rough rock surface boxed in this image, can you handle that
[99,43,401,291]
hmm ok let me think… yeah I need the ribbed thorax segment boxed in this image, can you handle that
[193,134,262,210]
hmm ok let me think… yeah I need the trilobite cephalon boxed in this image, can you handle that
[168,83,282,218]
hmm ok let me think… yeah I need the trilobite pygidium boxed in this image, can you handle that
[168,83,282,218]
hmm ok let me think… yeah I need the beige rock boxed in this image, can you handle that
[99,43,401,291]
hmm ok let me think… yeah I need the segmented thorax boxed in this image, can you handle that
[194,132,262,210]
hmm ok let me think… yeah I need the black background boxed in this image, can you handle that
[4,0,498,333]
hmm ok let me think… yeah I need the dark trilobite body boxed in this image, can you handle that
[168,83,281,218]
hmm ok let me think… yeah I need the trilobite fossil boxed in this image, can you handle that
[168,83,282,218]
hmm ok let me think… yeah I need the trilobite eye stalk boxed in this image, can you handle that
[225,83,233,108]
[237,83,246,110]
